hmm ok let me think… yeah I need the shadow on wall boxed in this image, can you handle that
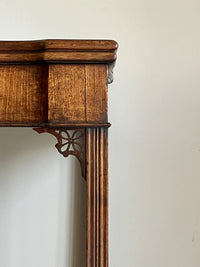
[0,128,86,267]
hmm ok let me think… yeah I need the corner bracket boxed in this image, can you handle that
[33,128,86,179]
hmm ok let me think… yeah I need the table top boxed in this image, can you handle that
[0,39,118,64]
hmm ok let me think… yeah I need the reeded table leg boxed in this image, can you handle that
[34,127,109,267]
[86,128,108,267]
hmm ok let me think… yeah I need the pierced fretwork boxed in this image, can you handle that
[33,128,86,179]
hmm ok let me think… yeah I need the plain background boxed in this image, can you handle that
[0,0,200,266]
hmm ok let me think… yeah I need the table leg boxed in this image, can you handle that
[86,128,108,267]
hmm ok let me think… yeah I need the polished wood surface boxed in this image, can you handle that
[0,39,117,127]
[0,39,118,267]
[0,65,48,123]
[0,39,117,63]
[48,64,107,123]
[0,63,108,126]
[86,128,108,267]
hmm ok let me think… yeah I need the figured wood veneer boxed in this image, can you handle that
[0,39,118,267]
[0,65,48,123]
[48,64,108,123]
[0,64,108,125]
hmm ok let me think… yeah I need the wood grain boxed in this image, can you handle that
[0,39,118,64]
[48,64,108,124]
[0,39,118,51]
[0,63,109,125]
[85,65,108,122]
[86,128,108,267]
[0,65,48,123]
[48,64,86,122]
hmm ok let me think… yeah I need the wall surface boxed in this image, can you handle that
[0,0,200,266]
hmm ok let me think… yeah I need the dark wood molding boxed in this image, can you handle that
[0,122,111,128]
[0,39,118,267]
[0,39,118,64]
[0,39,118,51]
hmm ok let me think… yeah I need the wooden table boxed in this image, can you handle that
[0,39,118,267]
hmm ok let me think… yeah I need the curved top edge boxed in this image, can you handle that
[0,39,118,52]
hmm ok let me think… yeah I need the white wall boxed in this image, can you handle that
[0,0,200,266]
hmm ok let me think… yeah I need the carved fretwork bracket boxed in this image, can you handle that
[33,128,86,179]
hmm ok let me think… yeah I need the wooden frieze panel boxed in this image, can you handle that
[48,64,108,124]
[0,65,48,123]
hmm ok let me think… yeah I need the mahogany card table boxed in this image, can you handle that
[0,39,118,267]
